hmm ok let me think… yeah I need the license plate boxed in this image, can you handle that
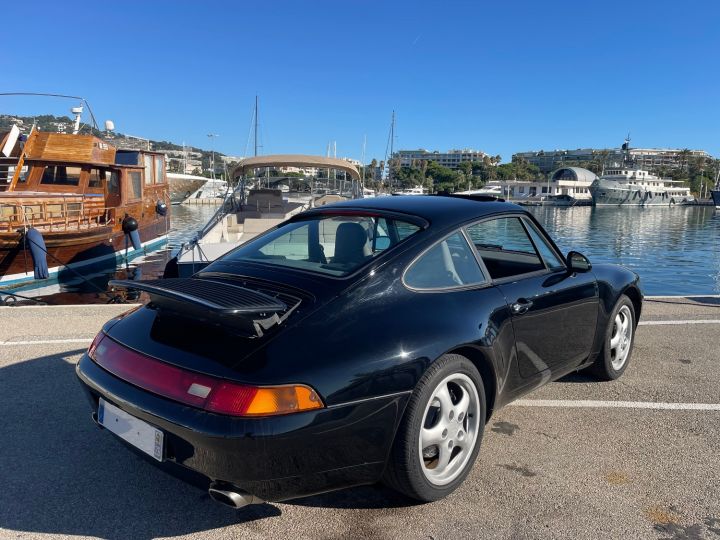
[98,398,164,461]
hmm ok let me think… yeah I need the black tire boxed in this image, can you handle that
[589,295,636,381]
[383,354,486,502]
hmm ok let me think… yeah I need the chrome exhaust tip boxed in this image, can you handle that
[208,484,263,509]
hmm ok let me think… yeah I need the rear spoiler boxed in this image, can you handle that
[109,278,295,337]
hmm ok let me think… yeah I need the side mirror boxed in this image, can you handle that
[567,251,592,272]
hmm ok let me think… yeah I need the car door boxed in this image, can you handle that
[465,215,598,379]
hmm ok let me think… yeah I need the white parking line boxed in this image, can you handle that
[513,399,720,411]
[645,295,720,299]
[639,319,720,326]
[0,338,93,346]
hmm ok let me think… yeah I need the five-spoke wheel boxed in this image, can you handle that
[609,304,633,371]
[590,294,636,380]
[419,373,480,486]
[384,354,485,501]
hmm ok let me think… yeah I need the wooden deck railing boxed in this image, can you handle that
[0,199,114,233]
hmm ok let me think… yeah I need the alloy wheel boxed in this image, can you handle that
[609,305,633,370]
[418,373,480,486]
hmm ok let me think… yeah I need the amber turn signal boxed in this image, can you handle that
[206,383,323,416]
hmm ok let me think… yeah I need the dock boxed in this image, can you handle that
[183,197,224,205]
[0,296,718,539]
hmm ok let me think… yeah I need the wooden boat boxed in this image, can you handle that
[0,126,170,288]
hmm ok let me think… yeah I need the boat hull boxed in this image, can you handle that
[711,190,720,209]
[590,179,695,206]
[168,175,208,205]
[0,219,169,289]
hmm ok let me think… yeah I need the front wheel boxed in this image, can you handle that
[589,295,636,380]
[383,354,485,501]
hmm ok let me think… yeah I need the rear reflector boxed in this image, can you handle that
[88,333,323,417]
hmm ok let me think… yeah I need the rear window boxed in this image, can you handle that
[221,214,423,276]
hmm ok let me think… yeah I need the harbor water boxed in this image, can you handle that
[9,204,720,304]
[526,205,720,295]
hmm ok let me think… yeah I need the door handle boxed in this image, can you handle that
[511,298,533,315]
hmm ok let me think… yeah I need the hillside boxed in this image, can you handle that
[0,113,235,176]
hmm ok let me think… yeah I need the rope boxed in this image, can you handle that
[0,290,47,305]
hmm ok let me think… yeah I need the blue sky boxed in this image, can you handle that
[3,0,719,162]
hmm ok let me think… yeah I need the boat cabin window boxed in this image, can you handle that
[108,170,120,195]
[143,155,153,185]
[87,168,102,188]
[88,168,119,191]
[128,171,142,199]
[155,156,164,184]
[41,165,81,186]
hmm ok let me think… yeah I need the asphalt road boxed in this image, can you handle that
[0,298,718,540]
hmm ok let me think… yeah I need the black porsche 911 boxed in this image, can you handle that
[76,195,641,508]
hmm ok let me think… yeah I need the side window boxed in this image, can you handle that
[88,168,104,188]
[143,155,154,185]
[395,220,420,240]
[524,219,565,270]
[127,171,142,199]
[404,232,486,290]
[108,171,120,195]
[373,218,391,251]
[155,156,164,184]
[466,217,545,279]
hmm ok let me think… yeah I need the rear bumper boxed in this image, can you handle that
[75,354,408,502]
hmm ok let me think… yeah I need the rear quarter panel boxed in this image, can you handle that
[589,263,643,356]
[253,261,514,408]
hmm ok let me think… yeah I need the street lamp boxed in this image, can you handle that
[207,133,219,180]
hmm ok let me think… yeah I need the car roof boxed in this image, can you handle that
[311,195,525,228]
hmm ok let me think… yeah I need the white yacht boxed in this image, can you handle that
[167,172,209,205]
[393,186,427,195]
[711,171,720,209]
[455,184,504,197]
[590,139,695,206]
[187,178,229,201]
[174,155,362,277]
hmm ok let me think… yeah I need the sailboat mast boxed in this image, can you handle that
[254,95,259,157]
[388,110,395,187]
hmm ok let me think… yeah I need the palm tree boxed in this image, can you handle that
[679,149,691,174]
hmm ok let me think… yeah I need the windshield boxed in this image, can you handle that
[220,213,423,277]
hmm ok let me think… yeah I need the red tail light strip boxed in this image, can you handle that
[87,334,322,416]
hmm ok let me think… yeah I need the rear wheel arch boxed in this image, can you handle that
[445,346,497,422]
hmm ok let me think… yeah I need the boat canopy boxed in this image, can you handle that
[233,154,360,180]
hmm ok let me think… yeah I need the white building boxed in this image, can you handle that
[490,167,597,200]
[394,148,489,170]
[514,146,711,174]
